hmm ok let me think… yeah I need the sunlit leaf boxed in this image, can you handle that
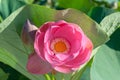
[91,45,120,80]
[91,28,120,80]
[100,12,120,36]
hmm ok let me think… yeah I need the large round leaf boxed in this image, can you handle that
[91,28,120,80]
[91,45,120,80]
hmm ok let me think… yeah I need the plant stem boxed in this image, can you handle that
[44,74,51,80]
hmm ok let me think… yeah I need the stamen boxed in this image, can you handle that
[51,38,70,54]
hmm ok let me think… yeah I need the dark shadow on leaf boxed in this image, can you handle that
[106,28,120,51]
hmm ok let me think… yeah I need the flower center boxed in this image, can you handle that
[51,38,70,54]
[54,41,67,52]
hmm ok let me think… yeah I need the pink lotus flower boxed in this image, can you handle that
[22,20,93,74]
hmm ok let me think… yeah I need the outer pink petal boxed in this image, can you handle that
[44,25,59,43]
[34,22,55,59]
[53,65,73,73]
[34,31,46,60]
[40,22,54,32]
[53,20,67,26]
[66,36,93,67]
[27,53,52,74]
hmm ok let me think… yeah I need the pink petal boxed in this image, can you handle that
[43,20,67,43]
[44,41,69,66]
[44,25,59,43]
[54,20,67,26]
[44,22,82,54]
[43,21,86,63]
[34,31,46,60]
[66,36,93,67]
[53,23,83,53]
[53,65,73,73]
[44,48,64,66]
[40,22,54,32]
[27,52,52,74]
